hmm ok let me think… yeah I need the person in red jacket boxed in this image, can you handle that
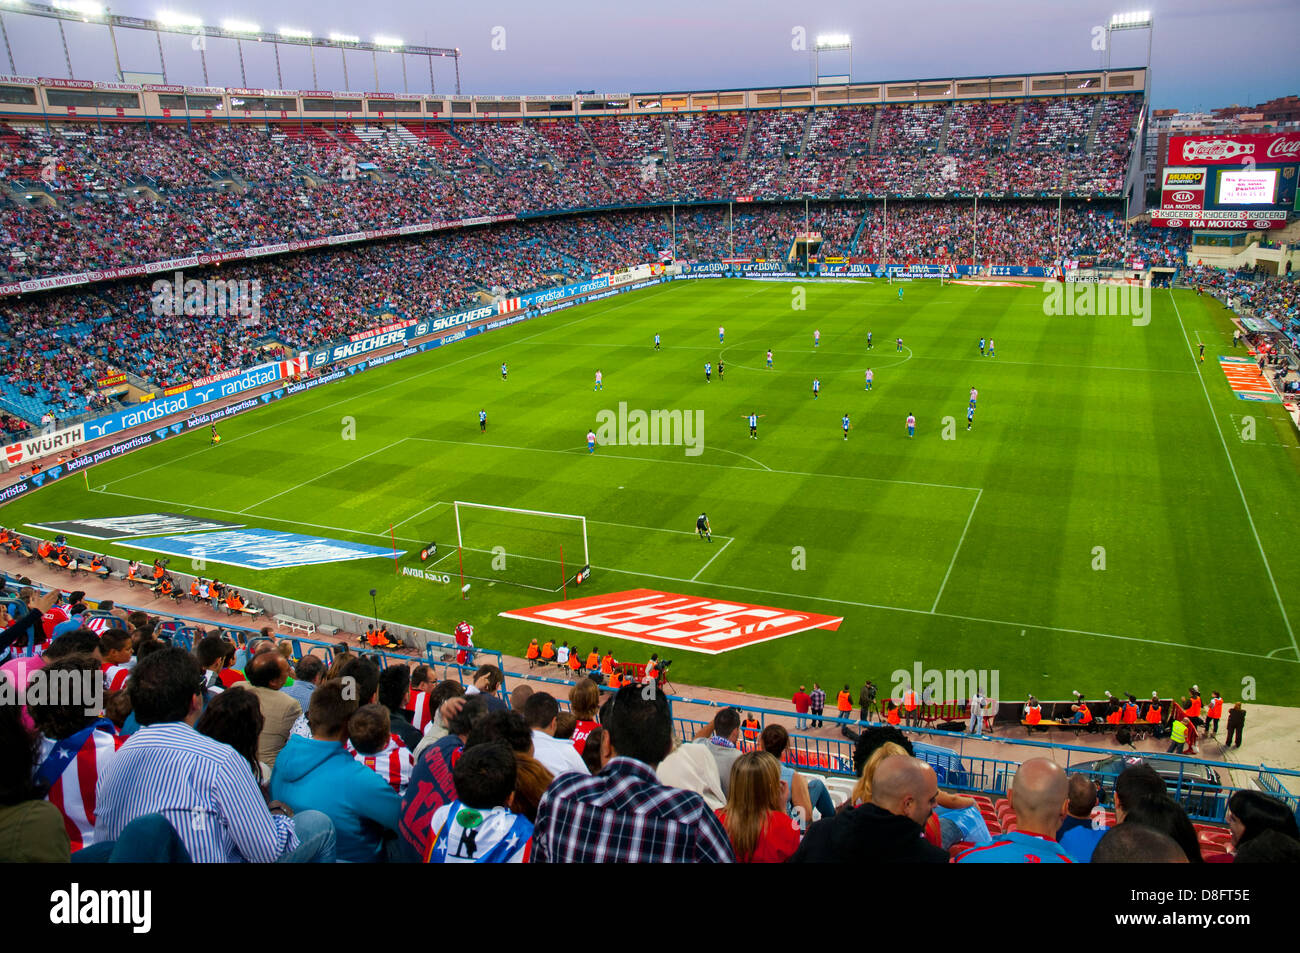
[791,685,811,731]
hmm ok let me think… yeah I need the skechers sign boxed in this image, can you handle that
[126,528,405,570]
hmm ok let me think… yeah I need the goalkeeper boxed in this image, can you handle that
[696,512,712,543]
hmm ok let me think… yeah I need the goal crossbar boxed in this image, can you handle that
[453,501,590,577]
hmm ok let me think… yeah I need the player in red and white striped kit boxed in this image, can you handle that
[453,620,475,667]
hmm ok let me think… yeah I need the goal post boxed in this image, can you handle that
[452,501,590,592]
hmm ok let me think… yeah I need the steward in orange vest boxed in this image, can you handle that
[884,701,901,725]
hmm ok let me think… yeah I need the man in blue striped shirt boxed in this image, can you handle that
[95,647,336,863]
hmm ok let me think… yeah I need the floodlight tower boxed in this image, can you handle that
[814,33,852,85]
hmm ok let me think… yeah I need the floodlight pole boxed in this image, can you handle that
[57,18,72,78]
[0,14,14,74]
[236,39,246,87]
[274,42,282,89]
[156,29,167,84]
[106,14,122,82]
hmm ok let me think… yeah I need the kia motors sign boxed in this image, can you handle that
[500,588,843,655]
[1150,209,1288,230]
[1160,167,1206,211]
[1168,133,1300,166]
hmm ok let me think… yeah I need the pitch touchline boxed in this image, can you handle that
[1168,290,1298,659]
[406,437,980,493]
[912,355,1196,375]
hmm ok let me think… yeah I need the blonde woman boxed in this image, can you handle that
[715,751,801,863]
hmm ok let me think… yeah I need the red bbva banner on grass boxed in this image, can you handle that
[500,588,843,655]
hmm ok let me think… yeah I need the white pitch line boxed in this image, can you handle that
[690,537,734,582]
[1169,290,1298,660]
[239,438,409,514]
[931,488,982,613]
[407,437,980,493]
[390,500,448,531]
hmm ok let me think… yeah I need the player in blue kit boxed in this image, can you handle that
[979,337,985,356]
[705,362,712,382]
[479,409,487,433]
[967,404,975,431]
[867,331,873,350]
[812,378,820,400]
[500,362,508,381]
[842,413,851,440]
[747,412,760,439]
[654,333,661,350]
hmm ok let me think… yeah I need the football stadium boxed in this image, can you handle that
[1,0,1299,893]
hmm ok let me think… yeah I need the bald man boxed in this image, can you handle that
[790,755,947,863]
[1057,774,1107,862]
[955,758,1076,863]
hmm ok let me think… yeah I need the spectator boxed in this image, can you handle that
[400,694,488,858]
[1122,794,1203,864]
[809,683,825,728]
[95,647,335,862]
[790,755,947,863]
[716,751,802,863]
[195,634,239,694]
[657,734,726,811]
[523,691,589,778]
[411,680,467,758]
[1226,790,1300,856]
[758,723,816,823]
[427,743,534,863]
[464,664,509,711]
[1233,830,1300,863]
[955,758,1073,863]
[270,680,402,863]
[791,685,811,730]
[282,654,324,713]
[348,703,415,796]
[464,709,553,823]
[1114,764,1167,822]
[0,683,70,861]
[531,684,734,862]
[696,707,743,796]
[1057,774,1107,862]
[1092,823,1189,863]
[510,683,534,714]
[578,726,604,776]
[1224,702,1246,748]
[195,683,266,784]
[27,655,122,853]
[230,651,302,769]
[377,665,423,750]
[568,678,601,755]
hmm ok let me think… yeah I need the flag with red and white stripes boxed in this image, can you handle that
[36,721,123,852]
[408,689,433,733]
[496,297,520,315]
[349,735,414,795]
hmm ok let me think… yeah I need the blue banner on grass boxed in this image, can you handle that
[127,529,403,570]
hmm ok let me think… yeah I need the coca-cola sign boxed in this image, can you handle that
[1170,133,1300,166]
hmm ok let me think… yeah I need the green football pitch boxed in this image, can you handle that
[7,277,1300,704]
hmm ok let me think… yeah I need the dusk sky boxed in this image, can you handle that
[0,0,1294,112]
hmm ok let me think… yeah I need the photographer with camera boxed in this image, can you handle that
[859,680,878,723]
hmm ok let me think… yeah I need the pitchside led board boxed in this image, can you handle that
[1152,132,1299,231]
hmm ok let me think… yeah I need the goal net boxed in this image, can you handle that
[451,501,590,593]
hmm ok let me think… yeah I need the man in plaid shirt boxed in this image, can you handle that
[530,685,734,863]
[810,683,826,728]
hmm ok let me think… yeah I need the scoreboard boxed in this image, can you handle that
[1151,132,1298,230]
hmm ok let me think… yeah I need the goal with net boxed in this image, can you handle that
[449,501,590,593]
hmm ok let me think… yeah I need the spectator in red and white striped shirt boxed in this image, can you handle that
[99,629,133,692]
[28,656,124,852]
[348,704,414,796]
